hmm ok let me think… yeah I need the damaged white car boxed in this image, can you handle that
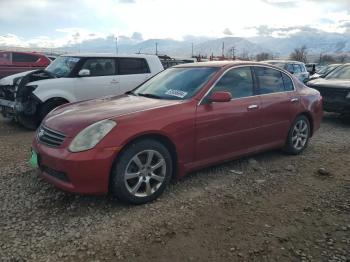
[0,53,164,129]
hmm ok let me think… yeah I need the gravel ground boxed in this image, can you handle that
[0,114,349,262]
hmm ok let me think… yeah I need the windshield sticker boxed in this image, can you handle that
[68,57,80,62]
[165,89,188,98]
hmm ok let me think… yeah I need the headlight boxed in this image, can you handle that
[69,119,116,152]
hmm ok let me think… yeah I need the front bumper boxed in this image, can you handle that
[32,138,119,195]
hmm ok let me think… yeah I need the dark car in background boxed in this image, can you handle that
[0,51,51,78]
[308,63,343,81]
[307,64,350,113]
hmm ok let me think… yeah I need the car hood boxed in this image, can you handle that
[44,94,181,137]
[307,78,350,89]
[0,70,36,85]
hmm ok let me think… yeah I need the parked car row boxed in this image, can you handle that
[0,53,164,129]
[28,61,323,204]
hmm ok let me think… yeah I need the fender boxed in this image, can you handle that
[33,89,76,103]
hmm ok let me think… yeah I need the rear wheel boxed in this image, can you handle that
[283,115,310,155]
[110,139,173,204]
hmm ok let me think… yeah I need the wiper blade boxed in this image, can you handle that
[137,93,161,99]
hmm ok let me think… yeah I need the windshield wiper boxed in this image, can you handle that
[137,93,161,99]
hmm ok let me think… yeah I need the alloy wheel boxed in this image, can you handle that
[291,119,309,150]
[124,150,166,197]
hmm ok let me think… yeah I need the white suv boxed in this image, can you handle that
[0,54,164,129]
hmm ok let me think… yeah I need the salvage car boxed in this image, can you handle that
[0,53,164,129]
[0,51,51,79]
[31,61,323,204]
[265,60,310,83]
[307,64,350,113]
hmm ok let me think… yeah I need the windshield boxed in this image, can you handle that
[318,64,338,75]
[134,67,219,100]
[45,56,80,77]
[325,65,350,80]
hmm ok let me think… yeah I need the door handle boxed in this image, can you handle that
[110,79,119,84]
[247,104,259,110]
[290,98,299,103]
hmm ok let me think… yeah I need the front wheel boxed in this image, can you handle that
[110,139,173,204]
[283,115,310,155]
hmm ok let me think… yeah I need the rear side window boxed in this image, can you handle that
[81,58,116,76]
[12,53,38,63]
[282,73,294,91]
[254,67,284,94]
[118,58,150,75]
[211,67,254,98]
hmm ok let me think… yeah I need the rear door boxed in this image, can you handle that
[253,66,296,146]
[195,66,263,162]
[116,58,152,94]
[72,58,119,100]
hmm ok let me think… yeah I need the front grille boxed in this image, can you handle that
[38,126,66,147]
[0,85,15,101]
[41,165,70,182]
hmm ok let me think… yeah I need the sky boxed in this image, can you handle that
[0,0,350,48]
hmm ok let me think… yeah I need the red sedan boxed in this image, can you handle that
[31,61,323,204]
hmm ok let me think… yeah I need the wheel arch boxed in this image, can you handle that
[298,111,314,136]
[108,132,179,192]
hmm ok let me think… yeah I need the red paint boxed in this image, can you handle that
[0,51,51,78]
[32,62,323,195]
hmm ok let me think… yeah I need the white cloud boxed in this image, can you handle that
[0,0,349,47]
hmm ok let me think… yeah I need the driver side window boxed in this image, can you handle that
[211,67,254,99]
[81,58,116,76]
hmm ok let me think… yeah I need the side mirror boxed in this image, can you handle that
[78,69,90,77]
[209,91,232,103]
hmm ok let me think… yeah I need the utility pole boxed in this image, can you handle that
[231,46,235,60]
[155,42,158,55]
[115,37,118,54]
[191,42,194,57]
[222,42,225,57]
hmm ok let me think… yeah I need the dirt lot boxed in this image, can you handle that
[0,114,349,262]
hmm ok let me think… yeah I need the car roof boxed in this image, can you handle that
[265,60,305,65]
[61,53,158,58]
[173,60,286,69]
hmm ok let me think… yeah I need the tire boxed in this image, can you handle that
[17,114,39,130]
[38,99,67,122]
[283,115,311,155]
[110,139,173,204]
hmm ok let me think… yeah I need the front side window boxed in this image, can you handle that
[81,58,116,76]
[134,67,218,100]
[254,67,284,94]
[12,53,38,63]
[210,67,254,98]
[0,52,11,64]
[46,56,81,77]
[118,58,150,75]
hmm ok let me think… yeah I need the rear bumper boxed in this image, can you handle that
[32,138,118,195]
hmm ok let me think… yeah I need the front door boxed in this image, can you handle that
[73,58,119,100]
[195,66,263,163]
